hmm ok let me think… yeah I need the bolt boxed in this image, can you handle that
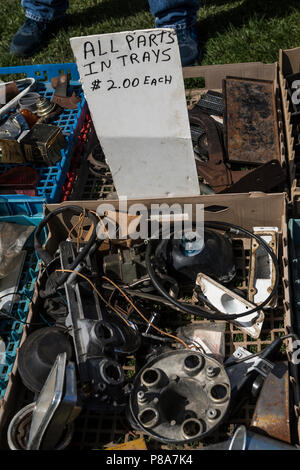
[170,420,176,426]
[207,408,218,420]
[137,391,148,404]
[206,366,216,378]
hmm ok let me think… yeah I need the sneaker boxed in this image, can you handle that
[176,25,200,66]
[10,18,56,57]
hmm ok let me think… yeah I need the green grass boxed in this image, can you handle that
[2,0,300,68]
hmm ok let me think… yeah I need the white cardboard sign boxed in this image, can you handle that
[70,29,200,198]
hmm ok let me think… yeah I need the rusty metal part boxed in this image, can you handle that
[51,74,81,110]
[5,82,19,103]
[87,143,110,177]
[221,160,286,193]
[251,361,291,443]
[189,108,252,192]
[189,108,285,193]
[224,77,280,164]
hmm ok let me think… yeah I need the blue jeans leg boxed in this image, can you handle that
[148,0,199,27]
[21,0,69,23]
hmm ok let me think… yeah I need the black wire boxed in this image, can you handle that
[145,221,279,322]
[34,205,99,297]
[0,309,47,326]
[224,334,296,367]
[0,291,32,303]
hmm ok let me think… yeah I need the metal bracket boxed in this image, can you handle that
[196,273,264,338]
[248,227,278,308]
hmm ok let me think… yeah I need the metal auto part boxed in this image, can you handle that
[189,108,240,192]
[162,229,236,284]
[197,425,298,450]
[128,349,231,444]
[51,74,81,110]
[0,113,28,140]
[103,246,148,286]
[27,352,79,450]
[225,347,274,412]
[251,361,291,443]
[224,76,281,164]
[18,327,73,393]
[195,90,224,116]
[36,96,56,117]
[21,123,65,165]
[0,78,35,118]
[228,425,297,450]
[59,241,140,410]
[196,273,264,338]
[7,403,74,450]
[18,92,40,113]
[188,108,285,193]
[248,227,278,308]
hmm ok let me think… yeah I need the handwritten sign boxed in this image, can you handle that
[70,29,200,198]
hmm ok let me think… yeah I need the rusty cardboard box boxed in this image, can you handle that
[279,47,300,214]
[8,191,297,450]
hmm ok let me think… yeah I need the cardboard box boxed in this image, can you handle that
[12,191,296,449]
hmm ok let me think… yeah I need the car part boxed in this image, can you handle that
[251,361,291,443]
[201,425,298,450]
[27,352,79,450]
[189,108,285,193]
[0,251,26,312]
[44,240,140,411]
[189,108,241,192]
[21,123,66,165]
[221,159,286,193]
[36,96,56,117]
[225,346,274,415]
[195,90,224,116]
[87,144,111,178]
[224,76,281,164]
[145,221,279,322]
[7,403,74,450]
[51,74,81,110]
[128,349,231,444]
[176,322,226,363]
[18,92,40,113]
[0,113,29,141]
[157,228,236,284]
[0,78,35,118]
[103,246,149,286]
[224,335,293,416]
[228,425,297,450]
[17,327,73,393]
[34,206,99,297]
[0,222,34,279]
[195,273,264,338]
[0,81,19,107]
[248,227,278,308]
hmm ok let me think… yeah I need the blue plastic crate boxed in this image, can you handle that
[0,63,87,206]
[0,196,45,216]
[0,213,45,398]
